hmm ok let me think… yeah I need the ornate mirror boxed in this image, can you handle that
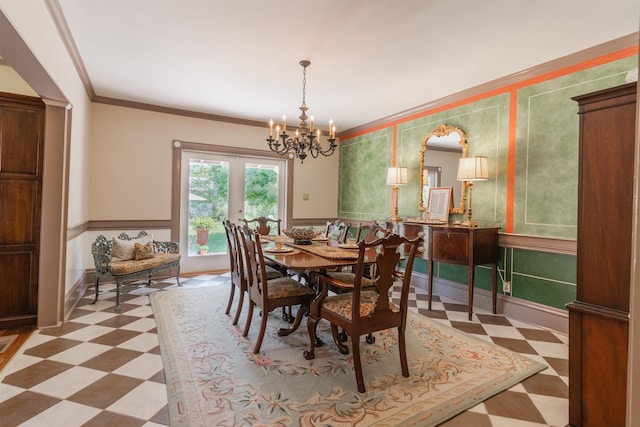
[418,124,469,215]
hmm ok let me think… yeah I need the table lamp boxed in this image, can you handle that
[456,156,488,227]
[387,167,408,221]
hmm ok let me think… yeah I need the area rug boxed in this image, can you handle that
[150,286,546,427]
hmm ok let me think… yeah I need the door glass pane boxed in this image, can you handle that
[188,159,229,256]
[244,163,280,233]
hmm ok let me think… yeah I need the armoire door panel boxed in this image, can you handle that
[577,100,635,312]
[0,107,41,175]
[0,181,36,244]
[0,92,44,328]
[0,252,37,316]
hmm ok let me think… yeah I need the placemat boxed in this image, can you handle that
[288,242,359,260]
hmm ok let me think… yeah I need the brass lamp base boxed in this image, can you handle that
[459,219,478,227]
[390,184,403,222]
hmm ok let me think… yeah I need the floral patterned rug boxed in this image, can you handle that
[150,285,546,427]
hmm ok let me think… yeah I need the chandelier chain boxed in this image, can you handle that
[301,65,307,109]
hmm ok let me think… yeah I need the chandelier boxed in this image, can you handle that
[266,60,337,163]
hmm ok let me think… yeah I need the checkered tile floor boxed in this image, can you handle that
[0,274,568,426]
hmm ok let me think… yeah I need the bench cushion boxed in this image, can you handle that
[110,253,181,276]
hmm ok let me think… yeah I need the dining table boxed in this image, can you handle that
[260,234,377,346]
[260,235,372,272]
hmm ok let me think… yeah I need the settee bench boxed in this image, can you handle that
[91,231,181,310]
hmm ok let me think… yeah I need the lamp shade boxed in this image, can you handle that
[457,156,489,181]
[386,167,408,185]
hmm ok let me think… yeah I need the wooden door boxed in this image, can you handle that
[0,92,44,329]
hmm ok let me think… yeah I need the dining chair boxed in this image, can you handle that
[323,219,351,243]
[240,216,295,320]
[223,220,283,326]
[355,222,391,243]
[303,233,423,393]
[326,222,391,285]
[241,216,282,236]
[223,220,246,325]
[238,225,316,354]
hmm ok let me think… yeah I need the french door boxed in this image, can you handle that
[180,151,287,273]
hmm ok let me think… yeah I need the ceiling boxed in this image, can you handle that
[54,0,639,134]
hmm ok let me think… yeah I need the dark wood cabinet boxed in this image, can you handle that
[567,83,636,427]
[427,225,499,320]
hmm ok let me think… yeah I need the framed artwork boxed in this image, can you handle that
[426,187,453,223]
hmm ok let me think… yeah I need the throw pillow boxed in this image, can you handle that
[111,234,153,261]
[134,241,155,260]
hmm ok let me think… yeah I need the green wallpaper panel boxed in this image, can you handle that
[511,275,576,310]
[338,128,393,220]
[509,248,576,310]
[511,248,576,284]
[395,95,510,225]
[514,56,637,237]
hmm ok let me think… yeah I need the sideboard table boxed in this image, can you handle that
[427,225,500,320]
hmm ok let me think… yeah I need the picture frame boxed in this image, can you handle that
[426,187,453,223]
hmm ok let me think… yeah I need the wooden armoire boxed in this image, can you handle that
[0,92,44,329]
[567,82,636,426]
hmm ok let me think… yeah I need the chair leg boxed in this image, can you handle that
[352,337,366,393]
[303,314,319,360]
[115,280,122,312]
[225,284,236,315]
[277,304,307,336]
[398,326,409,378]
[243,301,254,337]
[253,309,269,354]
[176,265,181,286]
[92,277,100,304]
[331,324,349,354]
[232,289,244,326]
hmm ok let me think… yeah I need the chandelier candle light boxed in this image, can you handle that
[387,167,408,222]
[456,156,489,227]
[267,60,337,163]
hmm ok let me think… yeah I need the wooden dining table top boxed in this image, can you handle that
[260,236,376,271]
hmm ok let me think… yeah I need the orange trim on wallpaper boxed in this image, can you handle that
[341,46,638,141]
[506,89,518,233]
[391,125,398,215]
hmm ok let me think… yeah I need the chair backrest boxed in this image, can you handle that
[238,224,268,303]
[355,222,391,243]
[324,219,351,243]
[223,220,243,284]
[242,216,282,236]
[351,233,422,320]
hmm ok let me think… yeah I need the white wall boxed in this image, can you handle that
[0,64,38,96]
[90,103,339,220]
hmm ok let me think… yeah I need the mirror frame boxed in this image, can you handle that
[418,124,469,215]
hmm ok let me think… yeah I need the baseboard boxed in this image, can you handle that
[409,272,568,335]
[64,271,90,322]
